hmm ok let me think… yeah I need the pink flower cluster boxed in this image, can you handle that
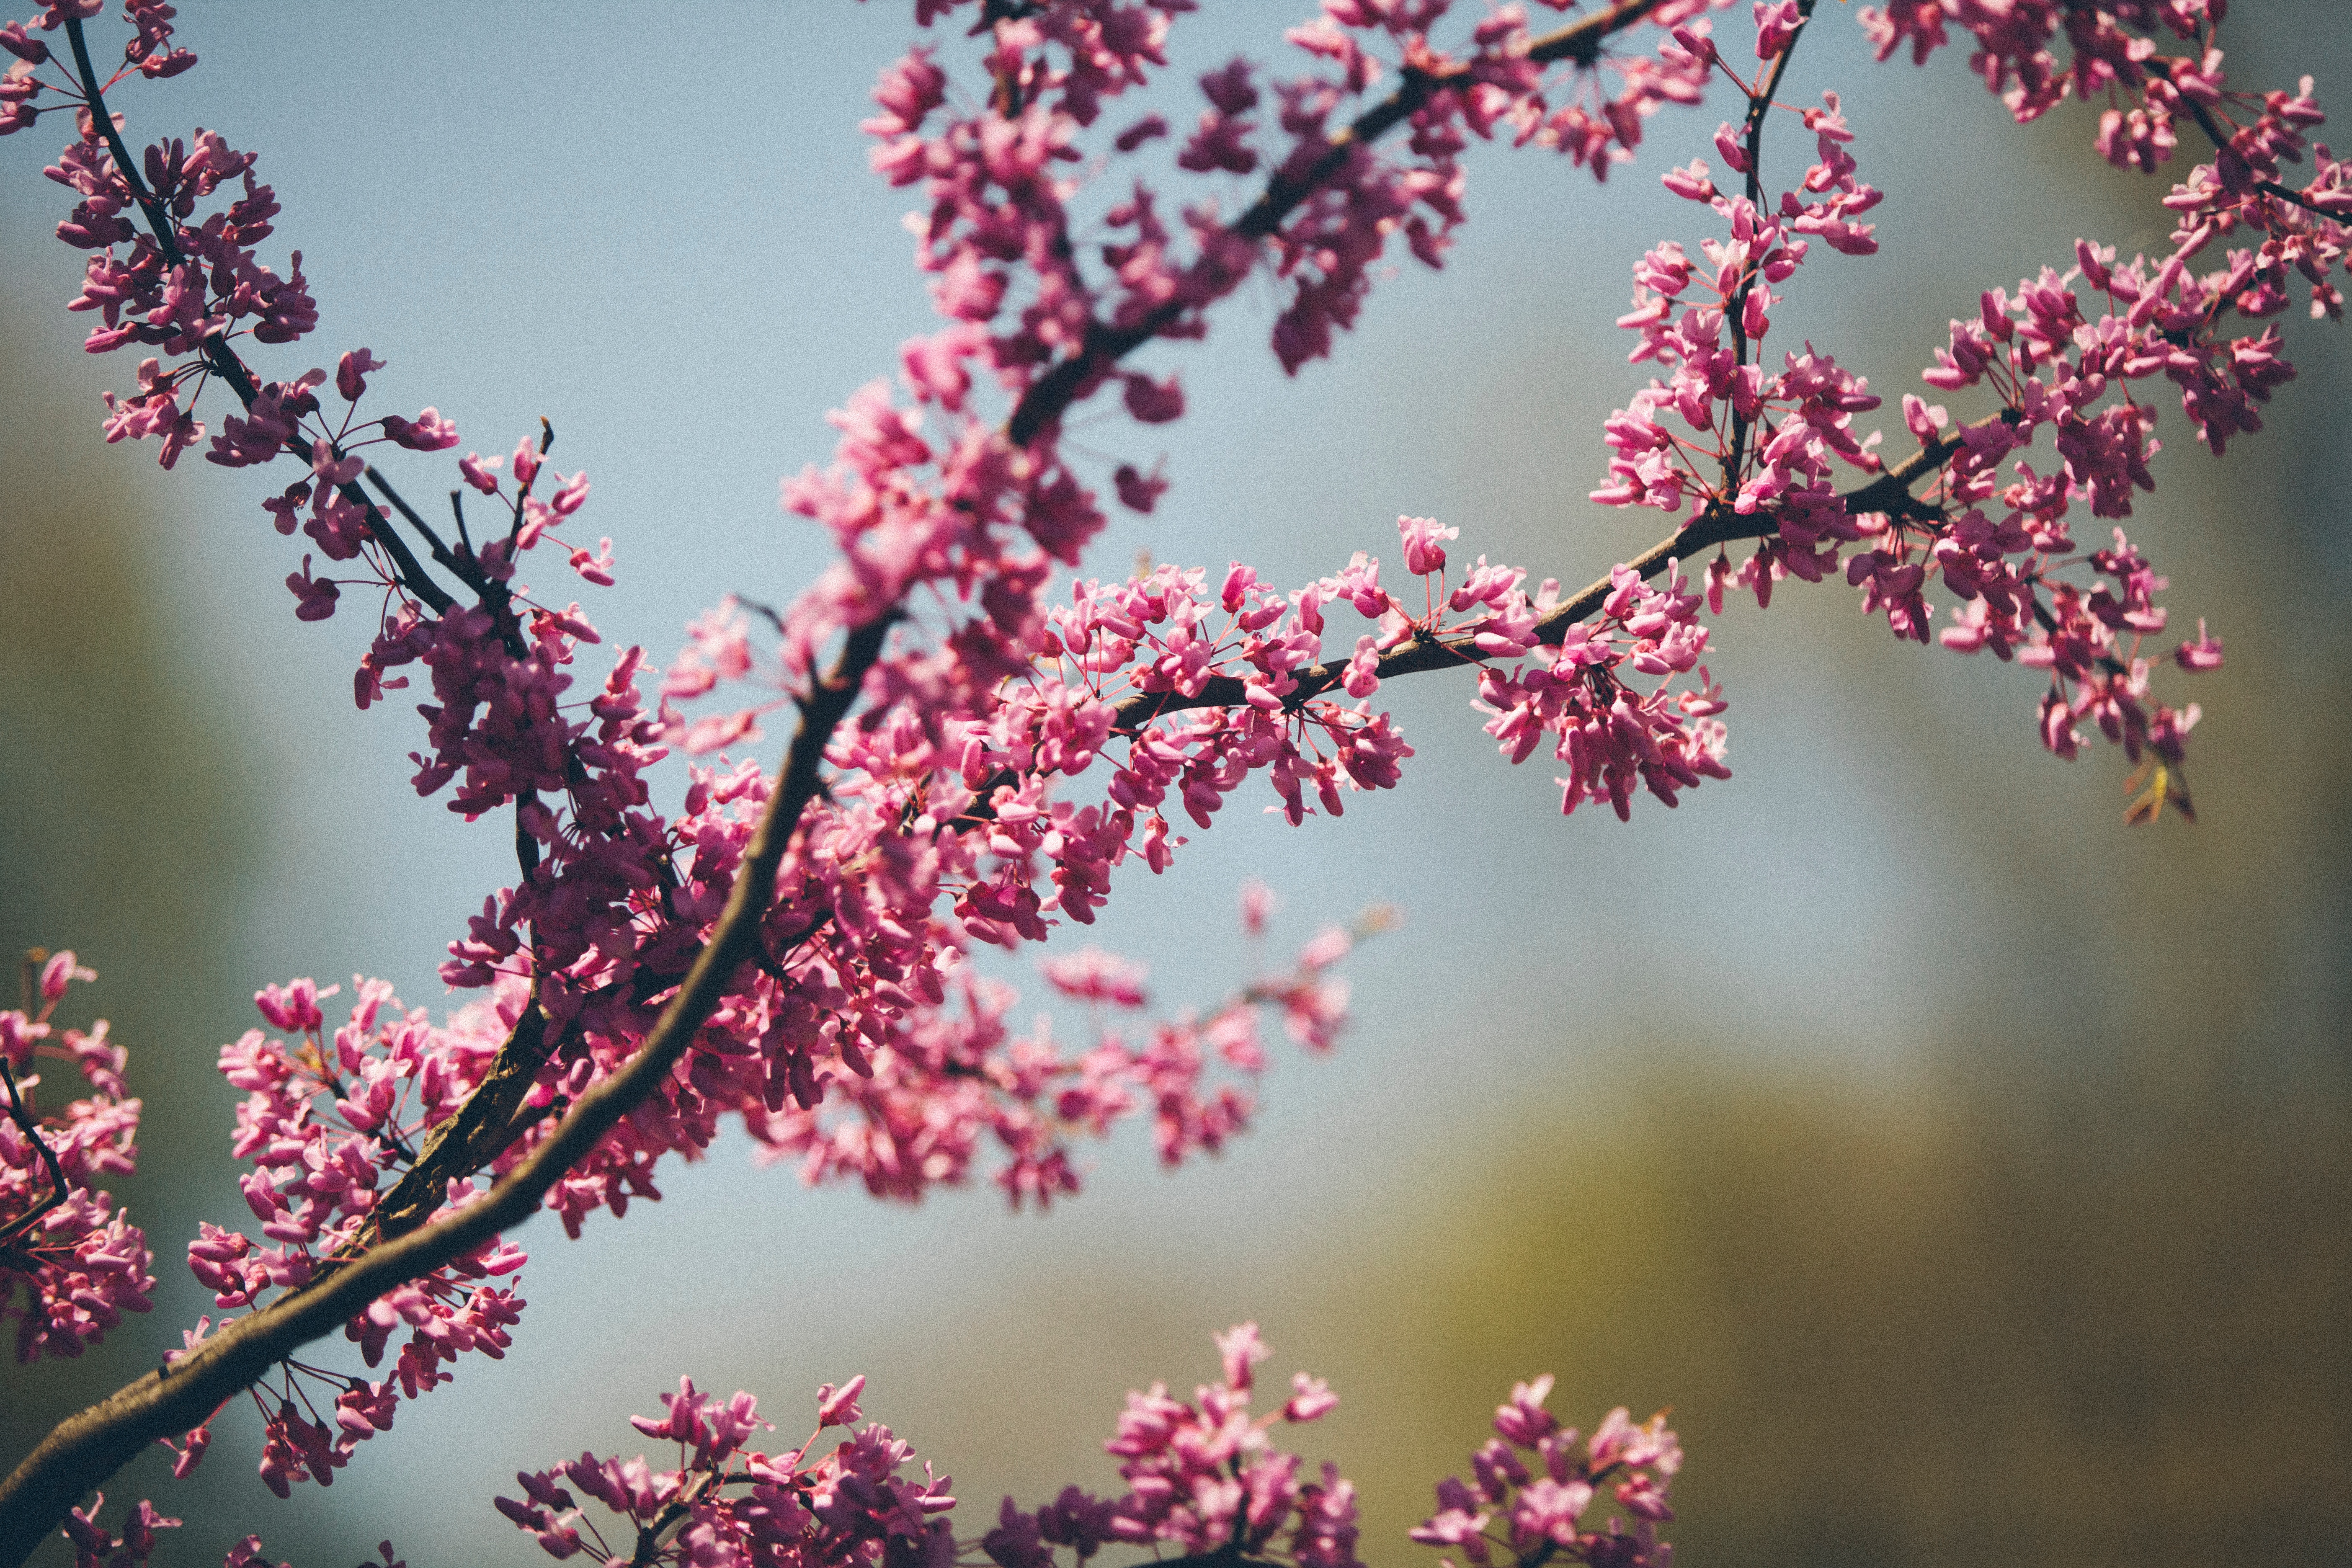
[1844,37,2337,814]
[1577,19,2347,813]
[61,1494,178,1568]
[1014,551,1424,841]
[8,4,456,493]
[1041,1321,1359,1568]
[1474,562,1730,819]
[867,3,1242,417]
[867,0,1738,420]
[496,1327,1369,1568]
[46,120,304,469]
[1410,1377,1680,1568]
[187,976,528,1494]
[1858,0,2230,161]
[1855,5,2349,314]
[1899,236,2305,817]
[1026,507,1727,825]
[497,1374,956,1568]
[1256,0,1732,373]
[1,0,185,118]
[0,953,152,1364]
[179,900,1361,1499]
[1594,85,1886,532]
[750,913,1363,1207]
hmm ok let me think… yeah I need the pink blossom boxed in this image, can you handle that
[2175,618,2223,671]
[1040,948,1150,1008]
[382,407,459,451]
[335,347,382,402]
[1398,515,1457,577]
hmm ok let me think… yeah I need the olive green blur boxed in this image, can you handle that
[0,284,269,1557]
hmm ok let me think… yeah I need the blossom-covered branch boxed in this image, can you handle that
[0,952,149,1366]
[1,0,2345,1561]
[0,614,888,1563]
[478,1328,1676,1568]
[1004,0,1686,446]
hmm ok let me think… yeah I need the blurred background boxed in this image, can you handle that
[3,4,2347,1565]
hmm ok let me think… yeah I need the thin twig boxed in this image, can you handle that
[2142,55,2341,220]
[0,1050,70,1255]
[1006,0,1668,446]
[1098,420,1973,733]
[62,19,460,617]
[364,467,464,583]
[943,419,1977,834]
[364,464,529,659]
[1723,0,1818,491]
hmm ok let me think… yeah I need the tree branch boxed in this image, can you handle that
[2142,54,2342,219]
[1724,0,1818,488]
[1102,421,1972,732]
[0,616,895,1568]
[0,1049,69,1256]
[1006,0,1668,446]
[62,18,461,618]
[365,991,553,1243]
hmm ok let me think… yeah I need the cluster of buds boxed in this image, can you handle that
[0,954,151,1364]
[498,1375,953,1568]
[1410,1378,1681,1568]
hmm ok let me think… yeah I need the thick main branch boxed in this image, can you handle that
[0,619,892,1568]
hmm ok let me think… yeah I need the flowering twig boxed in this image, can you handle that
[1101,419,1970,733]
[1006,0,1668,446]
[62,16,462,617]
[0,1046,65,1256]
[2145,53,2339,219]
[1722,0,1816,487]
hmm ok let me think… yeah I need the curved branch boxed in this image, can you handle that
[62,19,460,617]
[1006,0,1668,446]
[0,617,895,1568]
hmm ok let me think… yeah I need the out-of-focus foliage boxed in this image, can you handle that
[0,284,264,1531]
[1358,1049,2351,1568]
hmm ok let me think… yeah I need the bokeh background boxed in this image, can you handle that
[4,4,2347,1565]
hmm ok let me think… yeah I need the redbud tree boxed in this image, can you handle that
[2,0,2344,1564]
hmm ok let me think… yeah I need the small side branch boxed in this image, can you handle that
[1103,420,1973,733]
[2145,55,2340,219]
[61,19,461,618]
[0,1048,69,1255]
[1723,0,1818,489]
[1006,0,1668,446]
